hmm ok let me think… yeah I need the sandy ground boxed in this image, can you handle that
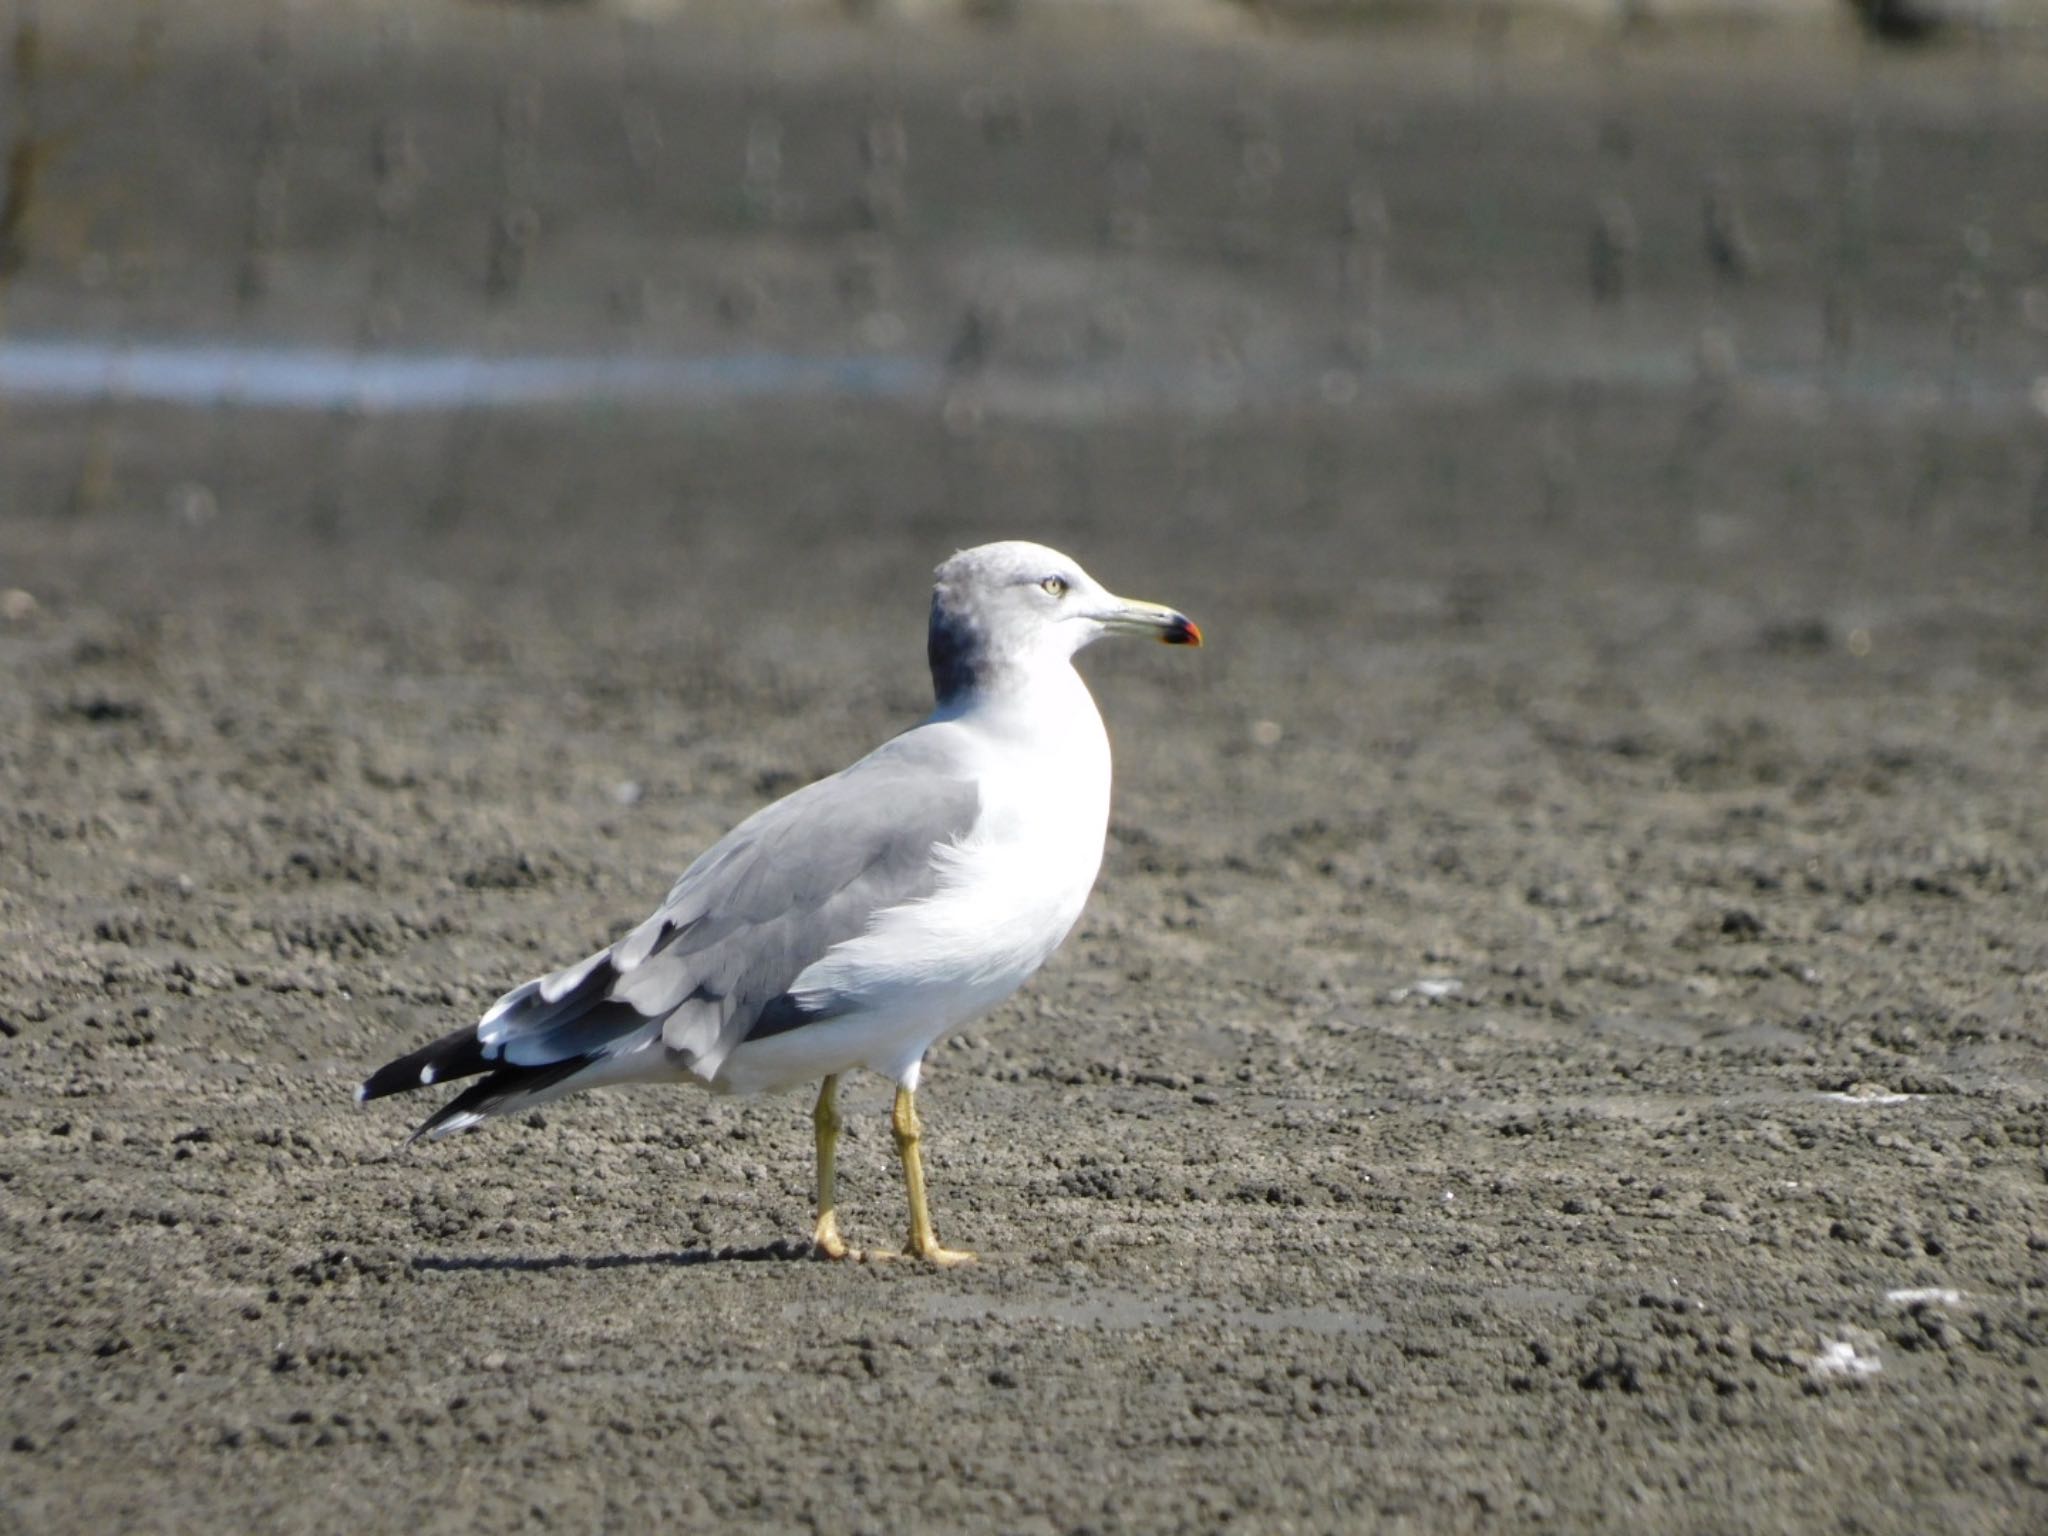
[3,6,2048,1533]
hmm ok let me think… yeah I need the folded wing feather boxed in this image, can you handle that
[359,725,982,1128]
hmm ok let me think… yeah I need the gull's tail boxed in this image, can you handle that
[355,942,665,1142]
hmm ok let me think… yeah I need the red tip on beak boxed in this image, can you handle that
[1162,617,1202,647]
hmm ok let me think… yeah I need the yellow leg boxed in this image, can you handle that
[892,1085,975,1266]
[811,1075,855,1260]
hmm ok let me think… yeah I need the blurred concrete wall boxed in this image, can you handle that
[1,0,2044,547]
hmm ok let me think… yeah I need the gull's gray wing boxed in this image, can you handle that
[356,724,980,1134]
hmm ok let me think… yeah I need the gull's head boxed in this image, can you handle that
[929,540,1200,705]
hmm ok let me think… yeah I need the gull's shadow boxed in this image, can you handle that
[412,1239,812,1275]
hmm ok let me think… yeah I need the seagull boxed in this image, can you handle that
[356,541,1201,1264]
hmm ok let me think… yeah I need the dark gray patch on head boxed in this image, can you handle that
[929,543,1064,705]
[928,586,992,706]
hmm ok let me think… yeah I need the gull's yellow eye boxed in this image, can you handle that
[1041,576,1068,598]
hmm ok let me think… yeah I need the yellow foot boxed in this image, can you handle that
[812,1212,858,1262]
[908,1237,977,1268]
[837,1242,972,1267]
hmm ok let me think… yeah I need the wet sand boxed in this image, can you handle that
[2,6,2046,1532]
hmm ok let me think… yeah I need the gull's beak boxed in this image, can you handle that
[1100,595,1203,647]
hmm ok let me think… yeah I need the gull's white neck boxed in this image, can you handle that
[935,657,1113,853]
[939,653,1095,725]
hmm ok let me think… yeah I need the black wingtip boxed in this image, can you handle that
[404,1058,592,1143]
[356,1025,492,1105]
